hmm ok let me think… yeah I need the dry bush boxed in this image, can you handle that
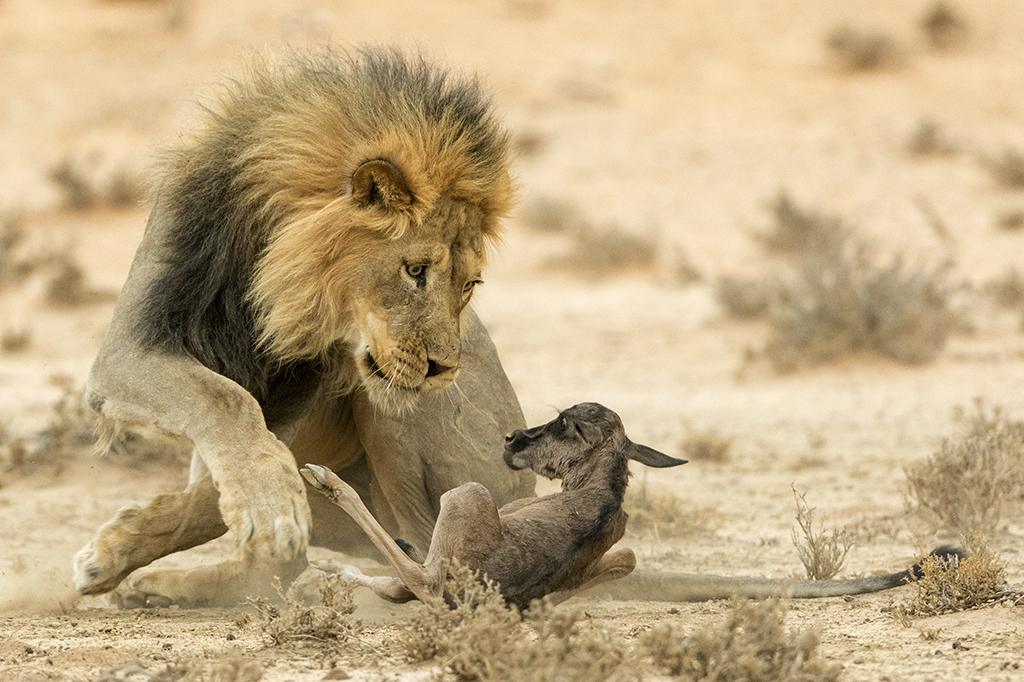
[520,196,587,234]
[642,599,840,681]
[0,379,96,477]
[49,156,146,210]
[250,575,361,647]
[920,2,970,49]
[980,147,1024,189]
[401,562,635,681]
[906,119,957,157]
[513,129,546,158]
[826,25,904,71]
[44,254,112,307]
[791,487,853,580]
[625,484,719,539]
[716,275,772,319]
[0,213,33,286]
[905,402,1024,531]
[901,537,1006,617]
[983,267,1024,309]
[754,193,849,256]
[764,245,954,371]
[679,426,732,463]
[97,657,263,682]
[995,209,1024,232]
[1,327,31,353]
[554,223,657,275]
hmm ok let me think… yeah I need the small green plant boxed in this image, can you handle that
[791,487,853,580]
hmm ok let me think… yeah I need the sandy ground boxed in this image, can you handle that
[1,1,1023,680]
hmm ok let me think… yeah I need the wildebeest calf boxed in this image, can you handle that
[301,402,684,609]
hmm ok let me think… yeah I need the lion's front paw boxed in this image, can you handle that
[73,522,134,596]
[219,458,311,562]
[112,566,205,609]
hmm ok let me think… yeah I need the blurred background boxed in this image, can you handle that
[1,1,1023,678]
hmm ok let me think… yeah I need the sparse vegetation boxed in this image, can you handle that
[49,156,146,210]
[560,222,657,274]
[920,2,969,50]
[755,193,848,256]
[764,245,954,371]
[679,426,732,463]
[827,25,903,71]
[625,484,719,539]
[1,327,31,353]
[250,575,362,647]
[520,196,586,234]
[513,129,546,158]
[983,267,1024,309]
[980,147,1024,189]
[905,401,1024,531]
[995,209,1024,232]
[0,213,33,286]
[716,275,772,319]
[44,254,112,307]
[642,599,841,681]
[901,537,1006,617]
[0,379,94,477]
[907,119,957,157]
[401,562,634,681]
[791,487,852,580]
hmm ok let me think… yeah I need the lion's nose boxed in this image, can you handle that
[425,359,456,378]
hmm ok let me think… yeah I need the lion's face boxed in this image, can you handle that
[345,197,486,409]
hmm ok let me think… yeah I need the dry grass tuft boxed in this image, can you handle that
[679,426,732,463]
[995,209,1024,232]
[754,193,848,256]
[625,484,719,539]
[980,147,1024,189]
[557,223,657,275]
[1,379,95,477]
[791,487,853,580]
[44,253,112,307]
[826,25,904,71]
[0,213,34,286]
[716,275,772,319]
[764,245,954,371]
[906,119,957,157]
[401,562,634,681]
[642,599,841,681]
[49,156,146,210]
[49,158,97,210]
[250,575,361,647]
[920,2,970,49]
[904,401,1024,531]
[983,267,1024,309]
[520,196,587,234]
[902,536,1006,617]
[1,327,31,353]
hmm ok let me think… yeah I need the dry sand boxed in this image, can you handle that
[1,1,1022,679]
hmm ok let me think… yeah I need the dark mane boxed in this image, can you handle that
[135,48,505,416]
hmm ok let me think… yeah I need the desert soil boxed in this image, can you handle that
[1,1,1023,680]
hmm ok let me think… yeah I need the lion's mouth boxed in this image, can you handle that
[365,352,387,380]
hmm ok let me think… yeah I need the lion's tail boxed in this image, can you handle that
[590,546,965,602]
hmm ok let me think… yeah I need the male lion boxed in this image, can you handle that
[73,49,534,607]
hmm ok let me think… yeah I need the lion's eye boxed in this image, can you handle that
[404,263,428,287]
[462,279,483,297]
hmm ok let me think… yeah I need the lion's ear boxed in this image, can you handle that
[350,158,413,209]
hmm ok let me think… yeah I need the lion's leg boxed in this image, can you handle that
[74,454,227,595]
[76,351,311,604]
[352,310,535,554]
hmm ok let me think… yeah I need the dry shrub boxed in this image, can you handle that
[642,599,840,681]
[902,537,1006,616]
[0,213,33,286]
[980,147,1024,189]
[96,658,263,682]
[920,2,969,49]
[520,196,588,234]
[401,562,634,681]
[791,487,852,580]
[1,327,31,353]
[679,426,732,463]
[716,275,772,319]
[250,575,361,647]
[513,129,546,158]
[983,267,1024,309]
[562,223,657,274]
[625,484,719,539]
[49,156,146,210]
[995,209,1024,232]
[1,379,95,477]
[906,119,957,157]
[754,193,848,256]
[765,245,954,371]
[904,402,1024,531]
[827,25,904,71]
[44,254,112,307]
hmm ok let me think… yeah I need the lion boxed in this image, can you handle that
[73,49,534,607]
[73,49,957,609]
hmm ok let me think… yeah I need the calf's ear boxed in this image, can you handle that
[629,442,687,468]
